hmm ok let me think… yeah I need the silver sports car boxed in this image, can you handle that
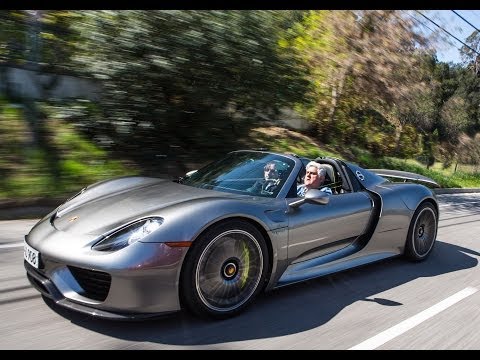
[24,150,440,320]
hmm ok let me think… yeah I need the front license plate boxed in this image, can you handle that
[24,241,39,269]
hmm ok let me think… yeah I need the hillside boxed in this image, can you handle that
[1,104,480,206]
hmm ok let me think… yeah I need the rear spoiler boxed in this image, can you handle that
[368,169,441,188]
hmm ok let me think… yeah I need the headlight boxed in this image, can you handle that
[92,217,164,252]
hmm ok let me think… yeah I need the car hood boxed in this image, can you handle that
[52,178,237,235]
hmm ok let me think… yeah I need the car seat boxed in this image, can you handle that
[319,164,335,185]
[319,163,344,194]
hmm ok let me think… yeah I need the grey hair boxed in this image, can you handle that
[306,161,326,177]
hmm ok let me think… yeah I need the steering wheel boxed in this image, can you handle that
[261,179,280,194]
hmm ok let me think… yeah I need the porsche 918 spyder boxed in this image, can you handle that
[24,150,439,320]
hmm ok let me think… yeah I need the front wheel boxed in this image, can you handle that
[404,202,438,261]
[180,220,269,319]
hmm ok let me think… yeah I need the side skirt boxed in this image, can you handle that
[276,190,385,287]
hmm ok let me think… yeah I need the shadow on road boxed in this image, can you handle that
[43,240,479,346]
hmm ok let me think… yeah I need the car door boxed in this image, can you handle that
[287,190,373,263]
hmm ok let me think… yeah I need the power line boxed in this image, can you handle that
[416,11,480,56]
[403,11,436,35]
[402,10,467,58]
[451,10,480,33]
[369,10,469,66]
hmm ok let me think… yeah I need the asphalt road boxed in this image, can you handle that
[1,193,479,349]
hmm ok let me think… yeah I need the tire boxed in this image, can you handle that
[180,219,269,319]
[404,202,438,261]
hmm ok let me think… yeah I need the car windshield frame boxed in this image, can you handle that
[182,151,297,198]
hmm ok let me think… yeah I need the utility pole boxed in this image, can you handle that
[23,10,44,147]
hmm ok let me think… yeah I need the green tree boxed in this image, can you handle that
[454,64,480,135]
[288,10,432,146]
[0,10,27,65]
[0,10,80,71]
[70,10,308,165]
[0,10,83,184]
[461,29,480,75]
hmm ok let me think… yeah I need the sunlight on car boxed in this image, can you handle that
[23,150,439,320]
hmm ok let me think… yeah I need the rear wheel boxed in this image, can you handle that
[180,220,269,319]
[404,202,438,261]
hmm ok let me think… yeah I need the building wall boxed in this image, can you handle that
[0,66,100,101]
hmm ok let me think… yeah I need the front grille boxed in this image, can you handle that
[68,266,111,301]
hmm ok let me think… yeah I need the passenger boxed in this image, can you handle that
[297,161,333,197]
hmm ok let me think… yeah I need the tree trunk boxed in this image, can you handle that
[393,123,403,157]
[323,63,351,142]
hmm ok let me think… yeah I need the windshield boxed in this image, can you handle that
[183,151,295,198]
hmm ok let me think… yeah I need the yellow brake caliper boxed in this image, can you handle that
[240,241,249,288]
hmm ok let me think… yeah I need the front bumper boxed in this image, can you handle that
[25,261,172,320]
[24,235,190,320]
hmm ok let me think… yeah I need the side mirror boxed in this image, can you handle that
[288,189,330,209]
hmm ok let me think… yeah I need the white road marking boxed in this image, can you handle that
[0,242,24,249]
[349,286,478,350]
